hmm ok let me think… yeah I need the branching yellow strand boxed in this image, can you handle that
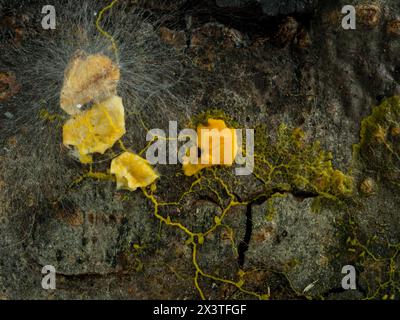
[96,0,120,63]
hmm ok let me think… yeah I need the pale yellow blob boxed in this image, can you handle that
[110,152,159,191]
[60,51,120,115]
[183,119,238,176]
[63,96,125,163]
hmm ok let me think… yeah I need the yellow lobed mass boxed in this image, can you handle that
[183,119,238,176]
[63,95,126,163]
[110,152,159,191]
[60,51,120,115]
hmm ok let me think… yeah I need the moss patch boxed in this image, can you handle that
[253,123,353,200]
[355,96,400,187]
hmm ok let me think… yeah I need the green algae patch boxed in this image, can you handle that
[355,96,400,187]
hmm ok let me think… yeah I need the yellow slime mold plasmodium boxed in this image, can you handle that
[183,119,238,176]
[63,95,125,163]
[60,51,120,115]
[110,152,159,191]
